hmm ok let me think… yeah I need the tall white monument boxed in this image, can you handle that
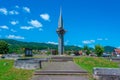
[56,9,66,55]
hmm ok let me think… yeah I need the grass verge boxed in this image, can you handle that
[0,59,34,80]
[74,57,119,73]
[74,57,119,80]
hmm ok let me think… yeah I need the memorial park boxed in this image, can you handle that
[0,0,120,80]
[0,11,120,80]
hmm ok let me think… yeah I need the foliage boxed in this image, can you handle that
[104,46,116,53]
[0,39,117,54]
[0,41,9,54]
[95,45,104,57]
[74,57,119,73]
[65,45,82,51]
[0,59,33,80]
[66,51,71,55]
[46,51,51,55]
[0,39,82,54]
[83,45,91,55]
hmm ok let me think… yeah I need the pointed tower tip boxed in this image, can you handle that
[60,6,62,15]
[58,6,63,28]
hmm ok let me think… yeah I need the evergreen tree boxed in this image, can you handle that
[0,41,9,54]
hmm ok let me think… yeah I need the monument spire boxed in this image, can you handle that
[58,7,63,28]
[57,8,66,55]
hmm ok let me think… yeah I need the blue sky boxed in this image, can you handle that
[0,0,120,48]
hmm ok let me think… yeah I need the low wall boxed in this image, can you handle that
[14,58,47,69]
[1,54,21,60]
[93,67,120,80]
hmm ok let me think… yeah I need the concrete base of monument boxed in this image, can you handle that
[50,56,73,62]
[14,58,48,69]
[59,54,66,56]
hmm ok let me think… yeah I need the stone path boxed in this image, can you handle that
[42,61,86,71]
[32,61,89,80]
[32,75,88,80]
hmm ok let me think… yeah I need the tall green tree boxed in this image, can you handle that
[95,45,104,57]
[83,45,90,55]
[0,40,9,54]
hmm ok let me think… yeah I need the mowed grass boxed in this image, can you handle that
[74,57,119,73]
[0,59,34,80]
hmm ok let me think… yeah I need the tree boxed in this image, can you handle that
[46,51,51,55]
[0,40,9,54]
[83,45,90,55]
[95,45,104,57]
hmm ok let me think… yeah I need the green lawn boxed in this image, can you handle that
[0,59,34,80]
[74,57,119,73]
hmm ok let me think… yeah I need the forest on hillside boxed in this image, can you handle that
[0,39,116,54]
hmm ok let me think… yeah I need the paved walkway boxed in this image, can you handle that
[32,75,88,80]
[32,61,89,80]
[42,61,86,71]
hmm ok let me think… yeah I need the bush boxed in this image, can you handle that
[0,41,9,54]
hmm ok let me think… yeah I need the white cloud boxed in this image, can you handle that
[11,29,17,32]
[0,8,7,15]
[9,10,19,15]
[97,38,108,41]
[7,35,24,39]
[10,21,19,25]
[0,8,19,15]
[78,45,82,47]
[82,40,95,44]
[105,38,108,40]
[20,26,33,30]
[15,5,19,8]
[39,28,43,31]
[40,13,50,21]
[28,20,42,28]
[47,41,58,45]
[23,7,30,13]
[97,38,103,40]
[0,25,9,29]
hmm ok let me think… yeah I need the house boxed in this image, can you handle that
[114,49,120,57]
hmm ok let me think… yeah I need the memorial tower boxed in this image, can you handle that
[56,8,66,55]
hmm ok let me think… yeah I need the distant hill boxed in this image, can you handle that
[0,39,82,53]
[104,46,116,53]
[0,39,116,53]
